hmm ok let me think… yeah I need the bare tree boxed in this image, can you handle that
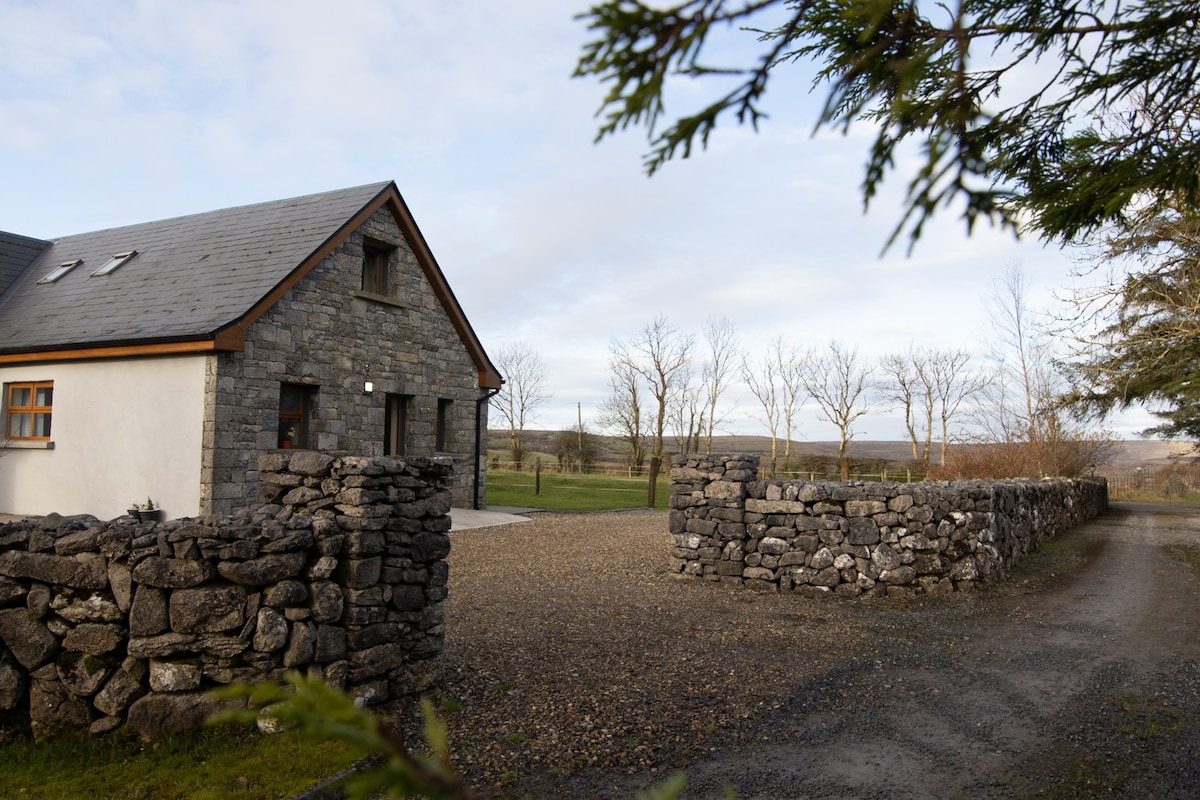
[967,263,1109,477]
[596,352,647,472]
[879,348,934,462]
[987,264,1052,448]
[880,346,983,466]
[801,341,872,480]
[699,317,740,454]
[929,349,987,467]
[775,339,808,472]
[743,347,783,477]
[619,316,694,462]
[667,364,704,456]
[743,337,806,476]
[490,342,552,469]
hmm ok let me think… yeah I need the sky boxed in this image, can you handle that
[0,1,1157,442]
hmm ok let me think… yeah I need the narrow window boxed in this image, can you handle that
[361,242,391,295]
[38,260,82,284]
[436,398,452,451]
[90,250,137,277]
[384,393,411,456]
[5,381,53,440]
[278,383,315,449]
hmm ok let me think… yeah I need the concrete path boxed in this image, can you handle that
[450,506,536,531]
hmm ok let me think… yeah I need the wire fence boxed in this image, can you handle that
[1099,465,1200,502]
[489,458,1200,506]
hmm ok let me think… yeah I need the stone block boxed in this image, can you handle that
[63,623,123,656]
[0,551,107,589]
[170,586,246,634]
[0,608,59,669]
[218,552,307,586]
[129,586,170,636]
[253,607,289,652]
[149,660,202,692]
[132,557,215,588]
[127,692,243,739]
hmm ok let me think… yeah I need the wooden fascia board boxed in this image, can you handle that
[384,191,503,390]
[0,337,236,365]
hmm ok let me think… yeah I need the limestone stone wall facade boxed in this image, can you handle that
[203,205,486,516]
[0,453,450,738]
[670,454,1108,596]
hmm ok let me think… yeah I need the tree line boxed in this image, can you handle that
[570,0,1200,462]
[491,260,1108,479]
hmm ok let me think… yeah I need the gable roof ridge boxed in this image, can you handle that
[46,181,395,242]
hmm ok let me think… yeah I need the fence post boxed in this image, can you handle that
[535,457,541,496]
[647,456,661,508]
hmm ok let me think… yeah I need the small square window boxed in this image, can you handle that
[5,381,53,440]
[90,250,137,277]
[38,260,82,284]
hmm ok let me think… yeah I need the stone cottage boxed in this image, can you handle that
[0,182,501,519]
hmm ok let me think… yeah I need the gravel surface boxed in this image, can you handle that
[382,503,1200,799]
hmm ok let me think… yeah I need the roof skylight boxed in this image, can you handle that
[90,251,138,277]
[37,260,82,284]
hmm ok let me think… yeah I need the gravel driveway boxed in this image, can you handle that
[396,503,1200,799]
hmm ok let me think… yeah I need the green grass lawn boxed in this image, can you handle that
[0,724,361,800]
[485,469,670,511]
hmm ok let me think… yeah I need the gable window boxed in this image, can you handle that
[361,241,392,295]
[436,398,452,451]
[90,250,137,277]
[384,393,411,456]
[278,383,315,449]
[38,260,82,284]
[6,381,53,440]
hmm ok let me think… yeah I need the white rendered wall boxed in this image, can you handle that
[0,355,206,520]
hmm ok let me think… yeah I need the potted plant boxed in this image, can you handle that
[280,425,297,449]
[127,497,163,523]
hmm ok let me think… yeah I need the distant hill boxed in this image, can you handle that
[488,430,1194,468]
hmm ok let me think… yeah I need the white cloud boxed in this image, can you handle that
[0,1,1150,443]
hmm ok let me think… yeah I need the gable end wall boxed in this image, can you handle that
[202,207,484,515]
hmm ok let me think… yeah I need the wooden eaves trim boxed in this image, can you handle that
[0,333,242,365]
[212,182,503,390]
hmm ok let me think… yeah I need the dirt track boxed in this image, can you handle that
[675,502,1200,799]
[429,503,1200,799]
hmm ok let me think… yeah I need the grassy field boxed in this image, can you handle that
[0,724,360,800]
[485,468,670,511]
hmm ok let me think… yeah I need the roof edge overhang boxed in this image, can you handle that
[0,330,244,366]
[216,182,503,390]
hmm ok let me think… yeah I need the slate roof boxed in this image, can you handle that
[0,182,399,356]
[0,232,51,302]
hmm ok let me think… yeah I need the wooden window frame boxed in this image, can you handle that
[361,241,392,295]
[436,398,452,452]
[5,381,53,441]
[384,393,411,457]
[278,383,315,449]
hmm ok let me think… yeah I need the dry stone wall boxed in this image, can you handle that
[670,454,1108,596]
[0,452,451,738]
